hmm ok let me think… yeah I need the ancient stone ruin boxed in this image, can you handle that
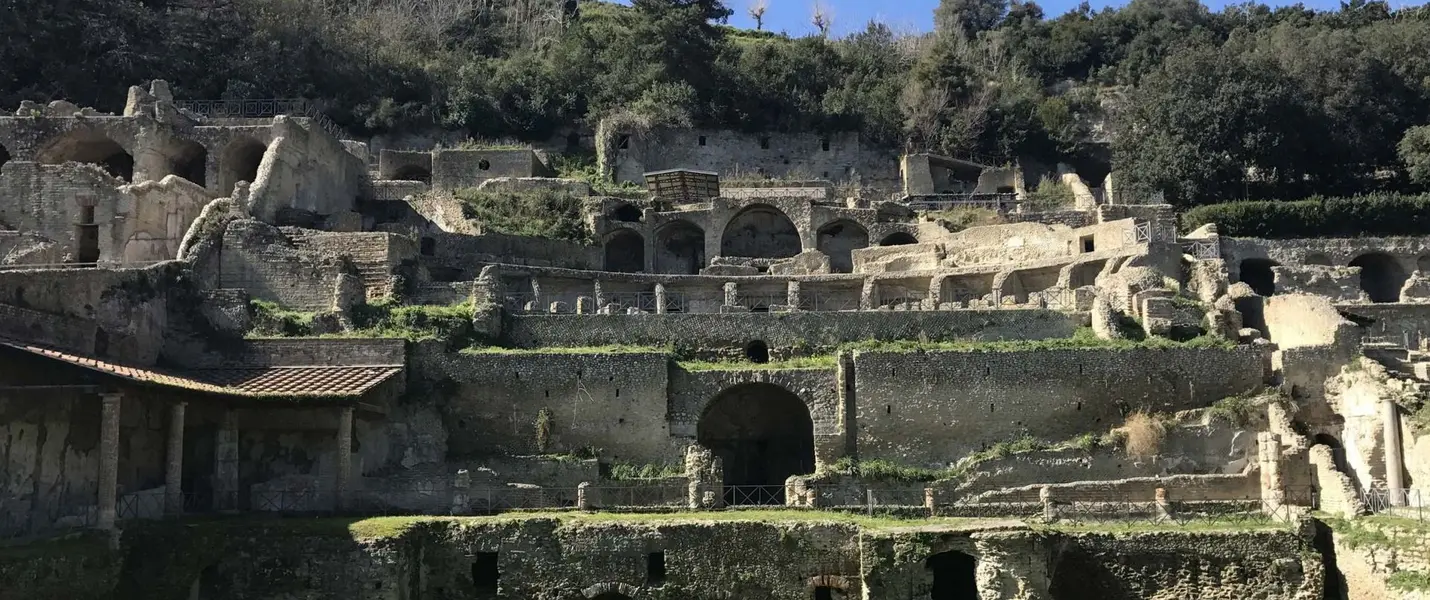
[0,82,1424,599]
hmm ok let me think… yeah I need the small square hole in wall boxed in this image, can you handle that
[759,136,771,149]
[472,552,499,592]
[1080,235,1095,253]
[821,138,830,152]
[617,135,631,150]
[698,135,707,146]
[647,552,666,584]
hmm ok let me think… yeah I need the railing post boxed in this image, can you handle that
[655,284,667,315]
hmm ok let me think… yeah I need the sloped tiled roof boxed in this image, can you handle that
[0,337,401,399]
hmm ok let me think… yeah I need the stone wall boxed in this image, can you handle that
[423,231,601,279]
[502,309,1081,351]
[607,128,901,198]
[965,473,1260,503]
[1339,303,1430,346]
[431,148,545,190]
[668,367,842,464]
[852,346,1267,466]
[245,117,367,223]
[413,349,674,464]
[177,338,406,368]
[217,220,346,310]
[0,262,180,364]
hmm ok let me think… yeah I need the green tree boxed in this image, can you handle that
[1401,125,1430,185]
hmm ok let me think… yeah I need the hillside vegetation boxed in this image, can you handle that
[8,0,1430,205]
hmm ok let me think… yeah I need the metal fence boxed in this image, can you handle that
[799,292,861,312]
[908,193,1020,212]
[504,292,689,314]
[174,98,350,142]
[1361,322,1426,349]
[1181,238,1220,261]
[1362,488,1429,521]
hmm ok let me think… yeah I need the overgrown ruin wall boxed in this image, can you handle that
[852,347,1268,466]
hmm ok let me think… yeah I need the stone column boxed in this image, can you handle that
[96,393,122,530]
[335,406,354,511]
[786,280,801,311]
[164,402,187,516]
[654,283,667,315]
[1385,399,1407,506]
[593,280,605,309]
[1039,486,1057,522]
[859,278,877,310]
[1257,432,1285,512]
[723,282,738,307]
[213,409,239,511]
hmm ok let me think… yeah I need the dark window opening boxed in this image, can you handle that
[420,237,436,256]
[566,132,580,149]
[393,165,431,184]
[698,136,707,146]
[1238,258,1278,297]
[745,340,769,363]
[995,186,1015,194]
[472,552,499,592]
[611,204,643,223]
[617,135,631,150]
[1080,235,1095,253]
[927,551,980,600]
[820,138,830,152]
[814,586,835,600]
[647,552,666,584]
[478,159,491,171]
[759,137,771,149]
[879,232,918,246]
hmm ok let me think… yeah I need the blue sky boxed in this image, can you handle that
[613,0,1427,37]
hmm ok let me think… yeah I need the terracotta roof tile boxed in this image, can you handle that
[0,337,401,399]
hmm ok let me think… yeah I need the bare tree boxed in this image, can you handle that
[749,0,768,30]
[811,0,832,37]
[898,82,951,152]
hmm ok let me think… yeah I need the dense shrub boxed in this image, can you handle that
[1180,194,1430,238]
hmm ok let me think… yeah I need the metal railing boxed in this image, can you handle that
[603,292,662,314]
[174,98,350,142]
[799,292,861,312]
[1362,488,1428,521]
[504,292,689,314]
[1181,238,1220,261]
[736,294,789,313]
[908,193,1019,212]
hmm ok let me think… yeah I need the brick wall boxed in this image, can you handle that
[431,149,543,189]
[177,338,407,368]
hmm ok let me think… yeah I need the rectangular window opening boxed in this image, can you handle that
[472,552,499,592]
[821,138,830,152]
[698,135,707,146]
[759,137,771,149]
[647,552,666,584]
[1080,235,1095,253]
[617,135,631,150]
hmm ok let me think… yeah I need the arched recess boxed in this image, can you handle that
[610,204,643,223]
[927,551,980,600]
[655,221,706,274]
[698,383,815,505]
[816,220,869,273]
[169,139,208,187]
[879,232,918,246]
[721,204,801,259]
[1304,253,1333,266]
[218,138,268,195]
[1349,252,1408,303]
[393,164,431,184]
[1238,258,1278,296]
[1418,255,1430,274]
[0,142,11,170]
[604,229,645,273]
[36,130,134,181]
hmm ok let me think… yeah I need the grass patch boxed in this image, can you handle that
[460,344,668,355]
[550,150,648,198]
[819,458,959,483]
[1388,571,1430,591]
[487,510,996,530]
[454,187,590,242]
[678,355,838,371]
[838,327,1234,354]
[346,516,432,540]
[926,207,1007,233]
[349,300,476,344]
[1206,389,1278,427]
[249,300,318,337]
[606,462,684,480]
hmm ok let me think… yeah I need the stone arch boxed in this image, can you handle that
[604,229,645,273]
[1304,253,1333,266]
[1238,258,1278,296]
[816,219,869,273]
[655,221,706,274]
[721,204,801,259]
[698,383,815,505]
[393,164,431,184]
[218,137,268,195]
[0,142,10,170]
[926,551,979,600]
[169,139,208,187]
[1418,255,1430,274]
[36,130,134,181]
[610,203,643,223]
[1349,252,1408,303]
[879,232,918,246]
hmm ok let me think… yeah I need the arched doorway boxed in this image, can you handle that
[36,130,134,181]
[1349,253,1407,303]
[744,340,769,363]
[927,551,979,599]
[817,220,869,273]
[219,138,268,194]
[1238,258,1278,296]
[879,232,918,246]
[393,164,431,183]
[721,204,801,259]
[655,221,706,274]
[604,229,645,273]
[170,139,208,187]
[610,204,643,223]
[698,383,815,505]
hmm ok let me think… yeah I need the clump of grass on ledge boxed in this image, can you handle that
[838,327,1234,353]
[350,300,475,343]
[678,355,838,371]
[454,187,590,242]
[1389,571,1430,592]
[819,457,959,483]
[249,300,317,337]
[460,344,670,355]
[606,462,684,480]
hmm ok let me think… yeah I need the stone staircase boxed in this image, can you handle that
[281,228,396,302]
[1363,342,1430,402]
